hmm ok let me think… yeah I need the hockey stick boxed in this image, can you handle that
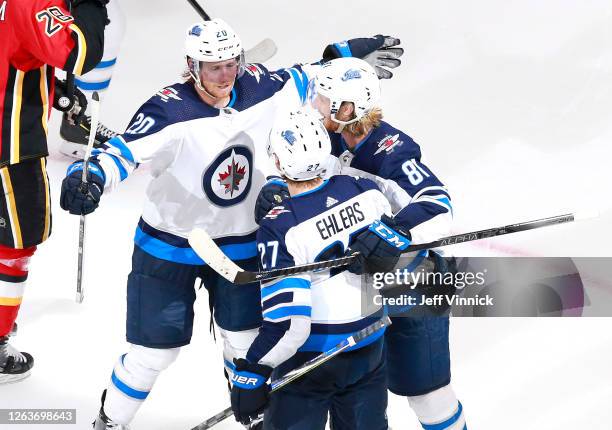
[75,91,100,303]
[185,0,278,63]
[191,316,391,429]
[188,211,599,285]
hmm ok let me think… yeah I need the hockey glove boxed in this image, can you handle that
[254,176,290,224]
[60,160,105,215]
[323,35,404,79]
[230,358,273,425]
[345,214,411,275]
[53,78,88,122]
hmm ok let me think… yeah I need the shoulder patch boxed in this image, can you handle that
[264,205,291,220]
[155,87,183,103]
[373,133,403,155]
[244,64,265,83]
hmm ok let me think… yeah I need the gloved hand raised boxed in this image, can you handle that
[60,160,105,215]
[323,35,404,79]
[345,214,411,274]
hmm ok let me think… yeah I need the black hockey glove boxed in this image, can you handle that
[60,160,105,215]
[53,78,88,121]
[323,35,404,79]
[345,215,411,275]
[254,176,290,224]
[230,358,273,425]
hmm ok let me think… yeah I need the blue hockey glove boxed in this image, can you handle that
[254,176,290,224]
[323,35,404,79]
[230,358,273,425]
[345,214,411,275]
[60,160,105,215]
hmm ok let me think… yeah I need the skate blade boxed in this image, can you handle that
[0,369,32,385]
[59,141,88,159]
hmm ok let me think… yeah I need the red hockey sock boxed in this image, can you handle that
[0,244,35,337]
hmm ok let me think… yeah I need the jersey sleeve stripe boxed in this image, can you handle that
[100,153,129,181]
[263,305,312,321]
[9,70,24,165]
[68,24,87,76]
[261,278,310,299]
[288,67,309,104]
[39,66,49,136]
[106,136,136,164]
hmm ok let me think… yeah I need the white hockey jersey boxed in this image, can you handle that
[92,64,313,264]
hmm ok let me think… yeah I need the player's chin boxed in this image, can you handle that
[214,83,234,98]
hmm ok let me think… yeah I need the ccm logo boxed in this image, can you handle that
[232,375,259,386]
[371,222,409,250]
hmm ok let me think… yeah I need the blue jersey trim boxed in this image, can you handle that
[261,278,310,299]
[75,78,111,91]
[298,326,385,352]
[111,371,149,400]
[104,153,128,181]
[292,179,330,198]
[227,88,237,108]
[343,128,375,154]
[288,68,308,103]
[263,305,312,320]
[134,227,258,265]
[333,41,353,58]
[96,58,117,69]
[106,136,136,164]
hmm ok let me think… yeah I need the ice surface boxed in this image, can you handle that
[1,1,611,429]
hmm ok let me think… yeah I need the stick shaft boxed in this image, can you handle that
[75,92,100,303]
[186,0,211,20]
[246,213,579,283]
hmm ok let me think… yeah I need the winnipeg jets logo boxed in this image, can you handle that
[326,196,338,208]
[218,153,247,196]
[281,130,296,145]
[156,87,182,103]
[244,64,263,83]
[341,69,362,81]
[374,134,403,155]
[203,146,253,207]
[264,205,291,220]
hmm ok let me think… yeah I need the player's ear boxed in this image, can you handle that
[338,101,355,122]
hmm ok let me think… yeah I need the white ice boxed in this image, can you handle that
[1,1,612,429]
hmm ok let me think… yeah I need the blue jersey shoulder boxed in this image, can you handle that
[232,63,307,110]
[120,82,218,142]
[367,121,422,161]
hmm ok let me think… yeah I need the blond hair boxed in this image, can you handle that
[343,106,383,136]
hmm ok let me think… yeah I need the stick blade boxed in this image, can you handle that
[244,38,277,63]
[188,228,243,283]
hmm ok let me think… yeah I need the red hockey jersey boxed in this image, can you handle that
[0,0,105,166]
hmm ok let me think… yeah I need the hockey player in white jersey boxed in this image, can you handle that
[58,18,404,429]
[308,58,468,430]
[231,109,400,429]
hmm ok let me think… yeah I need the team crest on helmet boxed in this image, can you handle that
[156,87,182,103]
[341,69,362,81]
[281,130,296,145]
[189,25,202,36]
[203,146,253,207]
[374,134,403,155]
